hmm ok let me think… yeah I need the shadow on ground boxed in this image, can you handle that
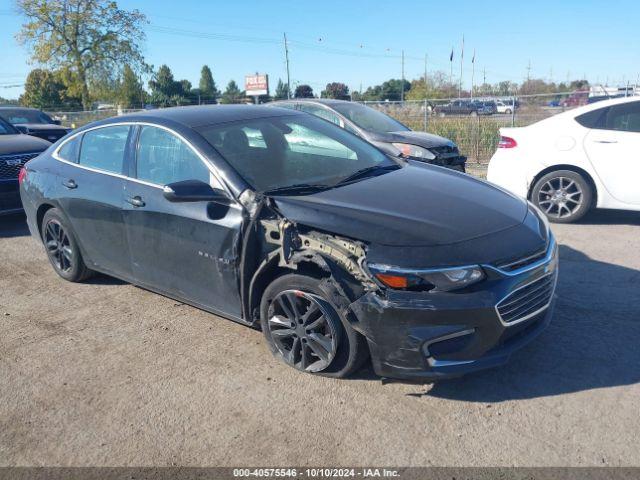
[581,208,640,226]
[0,213,30,238]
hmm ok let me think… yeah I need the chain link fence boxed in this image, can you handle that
[45,92,595,180]
[362,92,590,177]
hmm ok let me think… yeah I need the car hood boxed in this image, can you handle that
[272,162,529,247]
[367,130,455,148]
[0,134,51,155]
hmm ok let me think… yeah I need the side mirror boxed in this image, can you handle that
[16,125,28,134]
[52,119,62,125]
[163,180,230,203]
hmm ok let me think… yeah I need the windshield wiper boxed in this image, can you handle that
[334,164,400,186]
[262,183,332,196]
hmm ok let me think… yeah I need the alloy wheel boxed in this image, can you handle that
[44,219,73,273]
[267,290,339,372]
[537,176,583,219]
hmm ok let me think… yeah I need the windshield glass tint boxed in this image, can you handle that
[0,109,52,124]
[198,114,393,192]
[330,103,409,133]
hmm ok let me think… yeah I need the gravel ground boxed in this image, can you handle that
[1,210,639,467]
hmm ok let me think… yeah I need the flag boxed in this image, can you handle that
[449,48,453,62]
[461,35,465,60]
[472,49,476,64]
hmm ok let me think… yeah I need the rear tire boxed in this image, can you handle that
[41,208,94,282]
[531,170,593,223]
[260,274,368,378]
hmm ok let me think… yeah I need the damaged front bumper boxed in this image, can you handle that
[349,238,558,381]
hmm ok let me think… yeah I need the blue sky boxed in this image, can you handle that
[1,0,639,99]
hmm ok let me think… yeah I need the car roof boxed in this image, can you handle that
[565,94,640,118]
[271,99,351,107]
[110,104,303,128]
[0,106,41,111]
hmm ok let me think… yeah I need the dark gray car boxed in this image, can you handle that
[270,99,466,172]
[0,107,71,143]
[0,117,50,215]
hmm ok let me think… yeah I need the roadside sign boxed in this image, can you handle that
[245,74,269,96]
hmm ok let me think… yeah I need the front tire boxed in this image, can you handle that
[260,274,368,378]
[41,208,94,282]
[531,170,592,223]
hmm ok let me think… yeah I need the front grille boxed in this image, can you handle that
[0,152,39,179]
[497,274,555,324]
[497,248,548,272]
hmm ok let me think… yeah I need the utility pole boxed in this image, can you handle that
[401,50,405,103]
[526,59,531,82]
[471,50,475,99]
[459,35,464,98]
[483,67,486,85]
[283,32,291,99]
[424,53,428,93]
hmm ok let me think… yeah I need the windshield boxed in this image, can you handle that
[330,103,409,134]
[198,114,396,192]
[0,108,53,125]
[0,117,18,135]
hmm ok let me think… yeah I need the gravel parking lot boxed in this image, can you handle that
[1,210,639,467]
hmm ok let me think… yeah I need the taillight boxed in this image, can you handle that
[18,167,27,185]
[498,136,517,148]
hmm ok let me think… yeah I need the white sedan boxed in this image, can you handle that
[487,96,640,222]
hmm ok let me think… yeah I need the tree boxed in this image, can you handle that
[321,82,349,100]
[294,84,314,98]
[148,65,196,106]
[199,65,220,103]
[19,68,65,109]
[274,79,290,100]
[220,80,243,104]
[119,65,143,109]
[16,0,148,110]
[380,79,410,101]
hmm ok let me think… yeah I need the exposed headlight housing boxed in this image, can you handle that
[391,143,436,160]
[367,263,485,292]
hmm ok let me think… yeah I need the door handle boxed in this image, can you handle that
[593,140,617,144]
[126,195,145,208]
[62,179,77,189]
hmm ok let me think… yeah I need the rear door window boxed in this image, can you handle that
[602,102,640,133]
[135,126,213,186]
[79,125,130,174]
[575,108,607,128]
[57,136,81,163]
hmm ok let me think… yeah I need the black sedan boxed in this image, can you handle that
[270,99,467,172]
[20,105,557,380]
[0,106,71,143]
[0,117,50,215]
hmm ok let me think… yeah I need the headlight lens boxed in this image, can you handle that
[368,264,485,292]
[391,143,436,160]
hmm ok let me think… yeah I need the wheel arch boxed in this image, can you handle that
[35,202,57,238]
[247,254,330,327]
[528,164,598,206]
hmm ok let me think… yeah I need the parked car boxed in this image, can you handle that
[433,99,480,117]
[0,106,72,143]
[476,100,497,115]
[270,99,466,172]
[496,100,516,114]
[21,105,557,381]
[0,117,50,215]
[488,96,640,223]
[560,90,589,108]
